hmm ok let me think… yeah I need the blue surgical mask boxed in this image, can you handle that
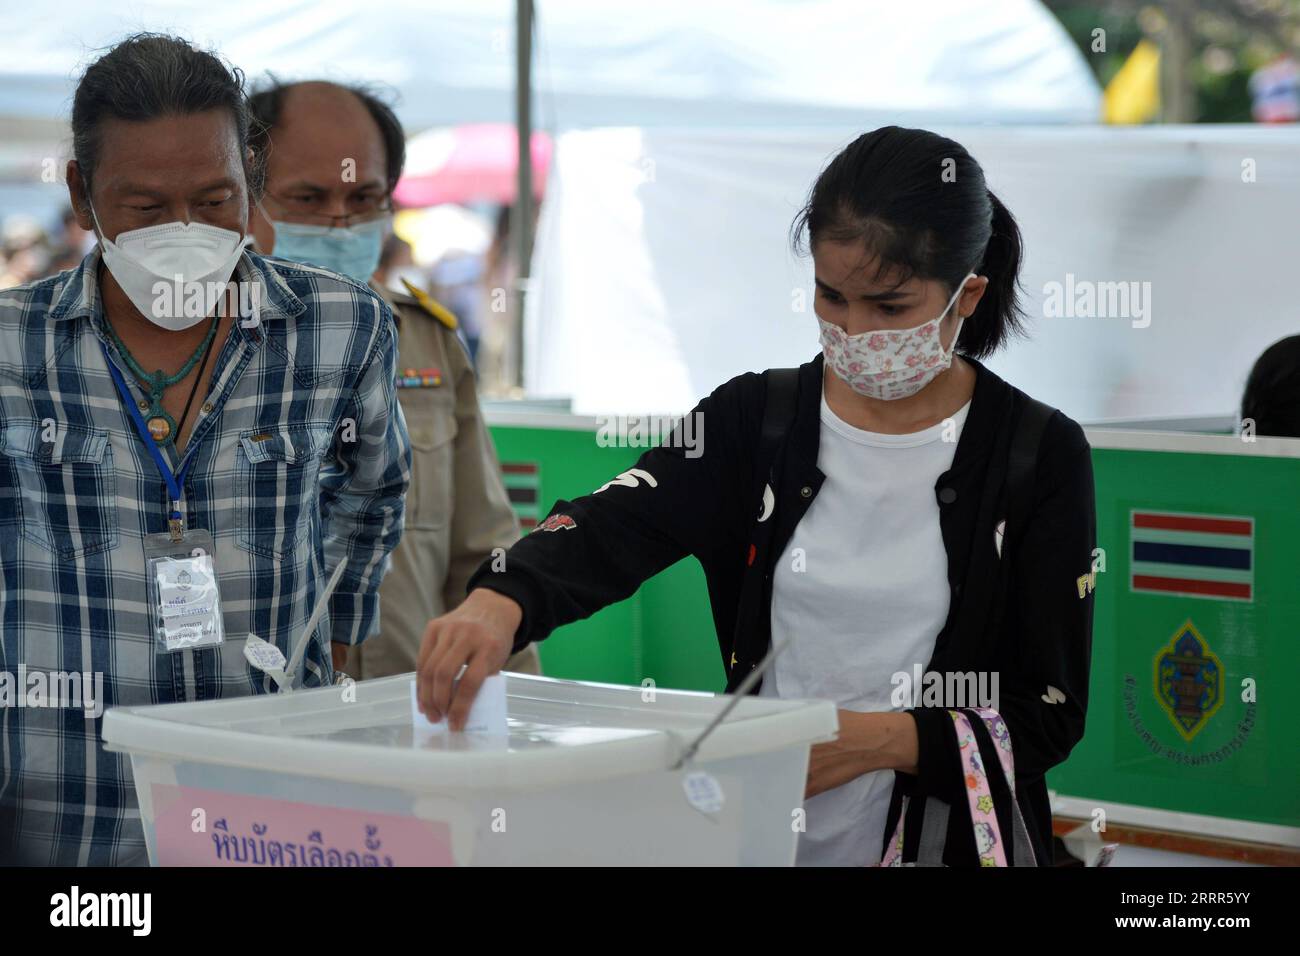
[269,216,387,283]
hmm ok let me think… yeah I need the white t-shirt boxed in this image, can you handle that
[759,389,970,866]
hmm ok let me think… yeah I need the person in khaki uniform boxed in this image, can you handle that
[247,79,540,678]
[353,277,540,677]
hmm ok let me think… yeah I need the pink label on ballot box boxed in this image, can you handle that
[151,783,455,866]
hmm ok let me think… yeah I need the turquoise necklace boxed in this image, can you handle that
[106,316,219,445]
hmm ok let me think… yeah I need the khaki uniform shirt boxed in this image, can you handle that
[345,281,540,678]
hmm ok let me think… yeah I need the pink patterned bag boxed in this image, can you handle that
[878,707,1038,867]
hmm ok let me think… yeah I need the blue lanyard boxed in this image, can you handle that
[101,341,192,534]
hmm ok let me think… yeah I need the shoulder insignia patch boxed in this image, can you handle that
[400,277,459,331]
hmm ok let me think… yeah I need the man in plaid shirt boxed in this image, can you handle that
[0,34,410,864]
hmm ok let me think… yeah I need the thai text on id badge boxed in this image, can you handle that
[143,528,225,652]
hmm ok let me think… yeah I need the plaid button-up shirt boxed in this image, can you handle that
[0,248,410,865]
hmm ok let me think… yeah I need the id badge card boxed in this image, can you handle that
[143,528,225,652]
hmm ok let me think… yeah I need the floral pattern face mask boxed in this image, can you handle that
[818,272,976,401]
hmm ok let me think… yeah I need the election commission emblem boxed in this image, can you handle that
[1154,620,1223,742]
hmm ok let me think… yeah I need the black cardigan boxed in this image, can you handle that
[469,353,1096,867]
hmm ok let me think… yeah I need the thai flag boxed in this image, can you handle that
[1130,511,1254,602]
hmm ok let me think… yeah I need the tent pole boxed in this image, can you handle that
[513,0,533,390]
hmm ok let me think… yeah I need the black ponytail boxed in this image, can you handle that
[792,126,1028,359]
[965,189,1027,357]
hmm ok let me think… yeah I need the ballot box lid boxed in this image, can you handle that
[102,672,838,792]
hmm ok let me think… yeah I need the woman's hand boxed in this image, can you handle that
[805,711,920,799]
[415,588,522,730]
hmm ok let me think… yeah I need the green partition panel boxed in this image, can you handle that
[488,423,646,685]
[490,421,728,692]
[489,418,1300,834]
[641,560,727,693]
[1045,440,1300,831]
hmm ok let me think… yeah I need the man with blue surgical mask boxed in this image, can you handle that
[0,36,410,865]
[248,81,539,680]
[248,82,392,280]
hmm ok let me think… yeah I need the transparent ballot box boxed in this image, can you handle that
[102,673,838,866]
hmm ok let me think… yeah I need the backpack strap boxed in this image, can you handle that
[1004,394,1055,549]
[758,368,800,486]
[989,392,1057,673]
[724,368,799,689]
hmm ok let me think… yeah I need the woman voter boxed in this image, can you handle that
[415,126,1095,867]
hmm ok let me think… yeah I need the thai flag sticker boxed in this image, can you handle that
[1130,510,1254,602]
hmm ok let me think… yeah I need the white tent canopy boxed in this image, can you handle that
[1,0,1097,164]
[525,125,1299,423]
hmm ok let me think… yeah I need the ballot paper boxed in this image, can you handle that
[410,674,508,740]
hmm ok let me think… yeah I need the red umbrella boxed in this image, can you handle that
[394,123,551,208]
